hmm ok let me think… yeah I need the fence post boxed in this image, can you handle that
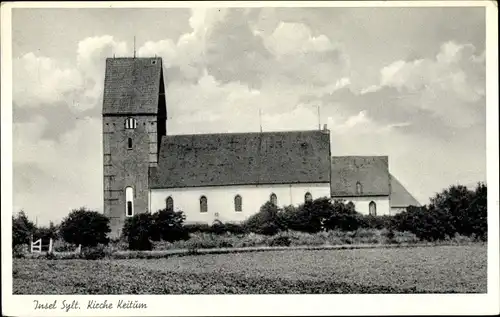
[30,235,33,253]
[49,238,53,253]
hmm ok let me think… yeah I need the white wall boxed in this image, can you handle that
[332,196,391,216]
[390,207,407,215]
[150,183,331,224]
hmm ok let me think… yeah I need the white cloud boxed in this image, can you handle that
[13,117,103,225]
[375,41,485,128]
[14,35,128,112]
[137,8,229,79]
[166,70,264,134]
[11,9,486,222]
[13,53,83,108]
[263,22,335,56]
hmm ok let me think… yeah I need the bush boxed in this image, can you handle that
[323,200,363,232]
[52,240,79,252]
[269,236,291,247]
[184,223,211,233]
[152,208,189,242]
[12,210,36,247]
[360,215,394,230]
[393,206,447,241]
[45,252,57,260]
[211,222,248,235]
[34,222,59,242]
[59,208,111,247]
[122,213,154,251]
[385,229,396,242]
[469,183,487,241]
[282,200,325,233]
[244,202,284,235]
[12,244,27,258]
[80,245,108,260]
[391,183,488,242]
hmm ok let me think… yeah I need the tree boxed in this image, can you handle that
[393,205,447,241]
[467,183,487,240]
[283,198,334,233]
[323,200,363,231]
[244,201,283,235]
[122,213,154,250]
[429,184,475,237]
[152,208,189,242]
[12,210,36,247]
[35,221,59,241]
[59,208,111,247]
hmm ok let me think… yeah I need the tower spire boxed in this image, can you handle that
[133,36,136,58]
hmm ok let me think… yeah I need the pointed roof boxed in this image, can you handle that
[330,156,390,196]
[102,57,163,115]
[149,130,332,189]
[390,174,421,207]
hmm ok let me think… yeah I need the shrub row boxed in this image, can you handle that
[12,183,487,254]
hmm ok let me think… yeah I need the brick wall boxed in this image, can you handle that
[103,114,159,238]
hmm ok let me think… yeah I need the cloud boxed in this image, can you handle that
[377,41,485,127]
[263,22,335,56]
[13,53,83,108]
[137,8,229,80]
[13,116,103,224]
[13,35,128,112]
[166,70,264,134]
[11,8,486,222]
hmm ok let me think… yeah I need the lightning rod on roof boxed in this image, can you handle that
[259,108,263,133]
[317,105,321,130]
[133,36,136,58]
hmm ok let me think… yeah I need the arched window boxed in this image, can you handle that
[125,117,137,129]
[127,138,133,149]
[234,195,242,212]
[200,196,208,213]
[356,182,363,195]
[270,193,278,206]
[305,192,313,203]
[369,201,377,216]
[125,187,134,217]
[166,196,173,211]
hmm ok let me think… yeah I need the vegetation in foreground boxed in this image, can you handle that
[13,245,487,294]
[12,182,487,259]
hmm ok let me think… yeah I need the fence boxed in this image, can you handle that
[30,236,53,253]
[30,235,81,254]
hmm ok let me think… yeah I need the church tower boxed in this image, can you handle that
[102,57,167,238]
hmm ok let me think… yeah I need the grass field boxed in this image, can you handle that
[13,245,486,294]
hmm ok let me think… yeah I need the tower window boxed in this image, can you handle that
[200,196,208,213]
[369,201,377,216]
[151,60,157,65]
[234,195,242,212]
[125,187,134,217]
[125,117,137,129]
[305,192,312,203]
[356,182,363,195]
[127,138,133,149]
[166,196,174,211]
[270,193,278,206]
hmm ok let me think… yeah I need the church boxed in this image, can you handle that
[102,57,420,237]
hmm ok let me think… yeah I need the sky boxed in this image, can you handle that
[11,6,487,225]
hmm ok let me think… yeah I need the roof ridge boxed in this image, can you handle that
[106,57,162,60]
[163,130,326,138]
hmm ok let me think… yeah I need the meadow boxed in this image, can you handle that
[13,244,486,294]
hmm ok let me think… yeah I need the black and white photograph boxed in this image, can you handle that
[1,1,499,316]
